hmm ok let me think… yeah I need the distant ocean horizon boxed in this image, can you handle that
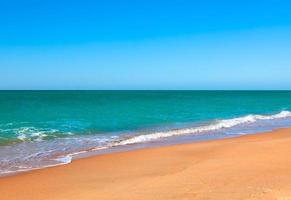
[1,90,291,175]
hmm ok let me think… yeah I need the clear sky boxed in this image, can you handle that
[1,0,291,90]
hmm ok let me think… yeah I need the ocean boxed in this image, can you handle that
[0,90,291,175]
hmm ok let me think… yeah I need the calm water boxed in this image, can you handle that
[0,91,291,175]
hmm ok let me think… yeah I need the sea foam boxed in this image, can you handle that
[116,111,291,146]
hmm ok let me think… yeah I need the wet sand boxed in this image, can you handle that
[1,128,291,200]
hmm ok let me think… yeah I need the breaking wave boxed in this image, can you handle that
[115,111,291,145]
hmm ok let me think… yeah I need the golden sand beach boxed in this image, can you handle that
[1,128,291,200]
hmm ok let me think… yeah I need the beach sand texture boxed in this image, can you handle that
[1,128,291,200]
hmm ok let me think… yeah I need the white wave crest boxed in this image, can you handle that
[117,110,291,145]
[15,127,72,142]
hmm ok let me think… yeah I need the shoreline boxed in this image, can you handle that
[1,110,291,176]
[1,128,291,199]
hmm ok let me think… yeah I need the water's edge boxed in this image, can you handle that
[1,111,291,177]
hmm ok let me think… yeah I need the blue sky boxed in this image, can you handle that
[1,0,291,89]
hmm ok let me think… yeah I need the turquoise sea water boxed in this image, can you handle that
[0,91,291,175]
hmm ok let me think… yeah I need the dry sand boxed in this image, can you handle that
[1,128,291,200]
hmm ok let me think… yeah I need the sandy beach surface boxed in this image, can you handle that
[1,128,291,200]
